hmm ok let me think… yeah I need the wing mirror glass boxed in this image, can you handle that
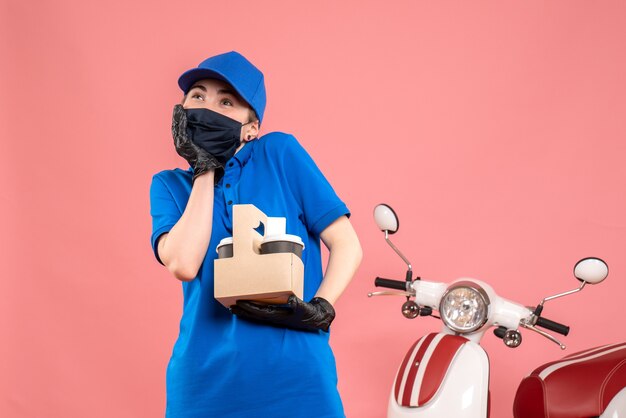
[374,204,399,234]
[574,257,609,284]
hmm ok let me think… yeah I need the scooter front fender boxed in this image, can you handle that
[388,333,490,418]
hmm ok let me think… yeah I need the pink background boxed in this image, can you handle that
[2,1,625,417]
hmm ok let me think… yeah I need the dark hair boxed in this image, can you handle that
[247,108,258,124]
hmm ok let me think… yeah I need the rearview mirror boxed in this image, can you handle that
[374,204,399,234]
[574,257,609,284]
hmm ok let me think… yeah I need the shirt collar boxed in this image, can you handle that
[232,140,255,166]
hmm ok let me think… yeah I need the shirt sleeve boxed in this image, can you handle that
[278,135,350,237]
[149,173,183,265]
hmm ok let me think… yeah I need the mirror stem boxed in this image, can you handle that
[538,281,586,308]
[384,231,413,278]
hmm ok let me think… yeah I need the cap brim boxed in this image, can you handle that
[177,68,230,93]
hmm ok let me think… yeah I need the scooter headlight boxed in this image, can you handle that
[439,282,490,333]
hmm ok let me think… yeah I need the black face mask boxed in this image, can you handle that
[172,104,244,166]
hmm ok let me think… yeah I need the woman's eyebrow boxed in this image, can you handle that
[218,88,237,97]
[189,84,207,92]
[217,88,244,102]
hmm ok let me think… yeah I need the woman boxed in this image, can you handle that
[150,51,362,417]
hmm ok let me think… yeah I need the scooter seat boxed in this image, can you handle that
[513,342,626,418]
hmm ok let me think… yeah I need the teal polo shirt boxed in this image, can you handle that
[149,132,350,418]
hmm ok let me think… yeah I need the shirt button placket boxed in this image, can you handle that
[224,161,238,218]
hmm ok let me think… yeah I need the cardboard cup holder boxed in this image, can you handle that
[214,205,305,307]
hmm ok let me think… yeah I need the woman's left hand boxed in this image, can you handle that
[230,295,335,332]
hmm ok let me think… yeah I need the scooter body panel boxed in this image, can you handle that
[388,332,489,418]
[600,387,626,418]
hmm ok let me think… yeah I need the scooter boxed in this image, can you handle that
[368,203,626,418]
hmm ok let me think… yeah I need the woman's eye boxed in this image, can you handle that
[191,93,204,101]
[221,99,233,106]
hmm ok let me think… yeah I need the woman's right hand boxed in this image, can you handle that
[172,104,221,182]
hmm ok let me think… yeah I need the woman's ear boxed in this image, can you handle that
[243,120,260,142]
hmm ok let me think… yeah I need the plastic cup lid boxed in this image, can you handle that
[216,237,233,252]
[261,234,304,249]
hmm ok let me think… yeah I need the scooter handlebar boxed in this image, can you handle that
[375,277,409,291]
[536,317,570,336]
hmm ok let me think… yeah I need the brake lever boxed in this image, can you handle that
[520,321,566,350]
[367,291,413,298]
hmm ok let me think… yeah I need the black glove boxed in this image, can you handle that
[230,295,336,332]
[171,104,222,183]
